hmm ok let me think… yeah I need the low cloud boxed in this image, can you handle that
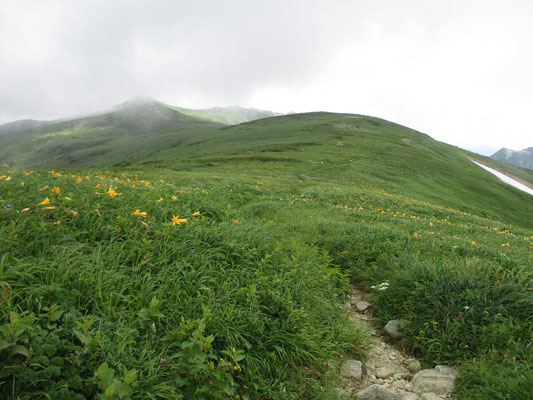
[1,0,532,149]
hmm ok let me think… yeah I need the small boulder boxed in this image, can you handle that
[376,366,394,379]
[411,366,458,396]
[420,394,443,400]
[392,379,409,390]
[393,372,410,380]
[357,384,398,400]
[356,301,372,312]
[384,320,408,339]
[342,359,363,380]
[405,359,422,373]
[399,393,419,400]
[434,365,458,379]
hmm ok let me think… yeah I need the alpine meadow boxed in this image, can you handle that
[0,99,531,399]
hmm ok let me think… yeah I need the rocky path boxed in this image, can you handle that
[336,286,457,400]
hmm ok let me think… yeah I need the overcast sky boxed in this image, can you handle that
[1,0,532,153]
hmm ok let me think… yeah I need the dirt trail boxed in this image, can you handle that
[336,286,457,399]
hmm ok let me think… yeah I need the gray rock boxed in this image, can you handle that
[434,365,458,379]
[392,379,409,390]
[376,367,395,379]
[405,359,422,373]
[342,359,363,380]
[357,384,398,400]
[404,383,414,392]
[420,394,444,400]
[356,301,372,312]
[393,372,410,380]
[399,393,419,400]
[411,366,458,396]
[384,320,408,339]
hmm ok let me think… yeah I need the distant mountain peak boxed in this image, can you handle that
[491,147,533,169]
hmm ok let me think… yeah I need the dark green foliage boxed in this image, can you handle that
[0,168,363,398]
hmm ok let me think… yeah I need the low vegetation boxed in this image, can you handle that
[1,110,532,399]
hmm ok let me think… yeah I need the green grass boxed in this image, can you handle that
[0,110,532,399]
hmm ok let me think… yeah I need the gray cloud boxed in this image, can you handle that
[1,0,532,150]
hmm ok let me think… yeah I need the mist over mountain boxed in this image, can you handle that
[0,98,277,167]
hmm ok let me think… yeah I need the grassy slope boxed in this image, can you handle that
[0,112,532,399]
[147,112,533,229]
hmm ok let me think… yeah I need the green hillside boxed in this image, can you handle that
[146,112,533,229]
[0,108,532,399]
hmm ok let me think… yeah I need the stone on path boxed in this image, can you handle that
[399,393,419,400]
[384,320,408,339]
[357,384,398,400]
[392,379,409,390]
[342,359,363,380]
[411,365,458,396]
[375,366,394,379]
[356,301,372,312]
[405,358,422,373]
[420,393,444,400]
[434,365,458,379]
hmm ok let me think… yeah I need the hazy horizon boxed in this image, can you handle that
[1,0,532,152]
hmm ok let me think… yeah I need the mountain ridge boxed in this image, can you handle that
[490,146,533,169]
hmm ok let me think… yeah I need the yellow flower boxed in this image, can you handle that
[429,222,433,226]
[192,211,201,216]
[471,241,477,246]
[107,188,118,198]
[95,183,101,189]
[39,198,51,206]
[156,197,163,203]
[232,219,239,224]
[21,207,30,212]
[69,210,78,217]
[172,215,187,225]
[171,195,177,201]
[501,242,510,247]
[133,209,147,217]
[51,186,60,194]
